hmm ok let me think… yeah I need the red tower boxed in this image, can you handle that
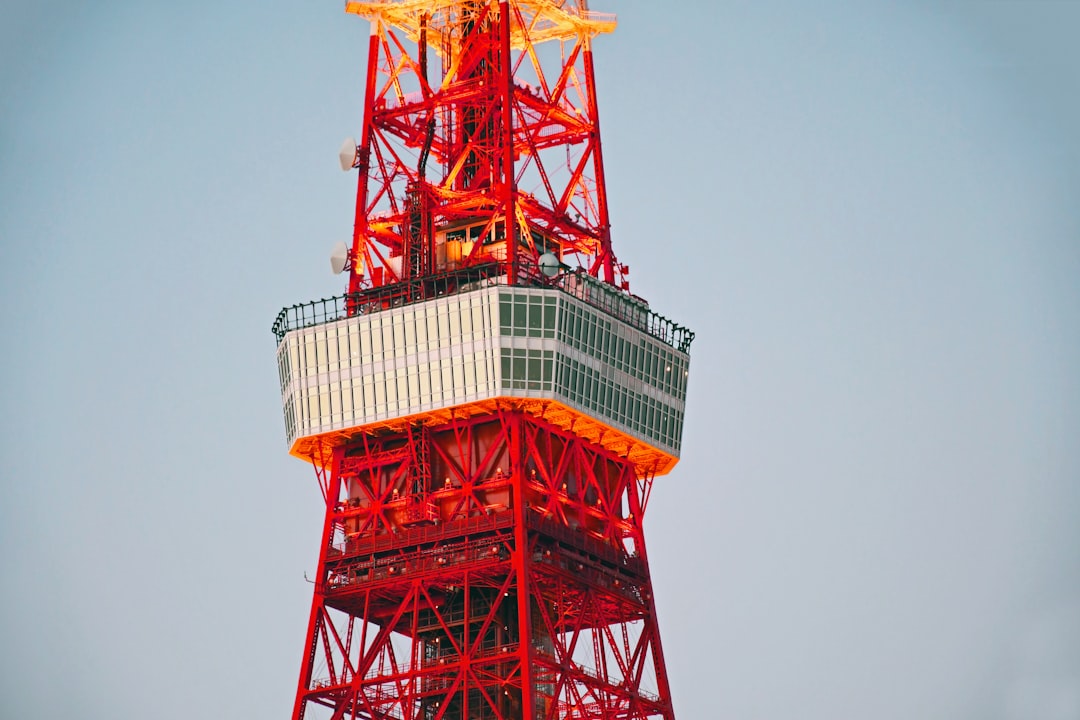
[272,3,693,719]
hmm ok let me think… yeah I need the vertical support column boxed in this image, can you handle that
[509,412,535,720]
[291,447,346,720]
[349,19,383,299]
[627,475,675,719]
[582,40,615,285]
[499,1,518,285]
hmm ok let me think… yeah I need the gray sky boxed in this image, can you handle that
[2,1,1078,719]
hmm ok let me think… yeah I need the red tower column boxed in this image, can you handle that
[273,3,694,719]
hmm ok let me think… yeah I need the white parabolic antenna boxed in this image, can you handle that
[330,241,350,275]
[338,137,358,172]
[538,252,562,278]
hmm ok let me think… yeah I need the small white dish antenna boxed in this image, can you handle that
[338,137,358,171]
[538,252,563,278]
[330,241,350,275]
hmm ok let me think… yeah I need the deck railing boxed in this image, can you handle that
[272,266,694,352]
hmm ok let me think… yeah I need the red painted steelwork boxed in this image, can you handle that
[342,2,624,296]
[292,412,674,720]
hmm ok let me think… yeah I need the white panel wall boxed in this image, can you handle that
[278,290,502,444]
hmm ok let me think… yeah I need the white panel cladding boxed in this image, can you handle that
[277,289,503,444]
[277,285,691,456]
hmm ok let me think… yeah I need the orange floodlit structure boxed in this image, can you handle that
[271,2,693,719]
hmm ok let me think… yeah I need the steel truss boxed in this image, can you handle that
[343,0,624,294]
[292,411,674,720]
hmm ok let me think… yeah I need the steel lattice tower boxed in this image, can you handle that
[272,3,694,719]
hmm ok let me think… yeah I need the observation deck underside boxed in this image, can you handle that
[288,396,679,476]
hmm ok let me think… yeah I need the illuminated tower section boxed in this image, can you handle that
[272,3,693,719]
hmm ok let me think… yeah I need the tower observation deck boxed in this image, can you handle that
[272,3,693,720]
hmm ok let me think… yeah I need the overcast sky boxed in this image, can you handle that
[2,1,1078,719]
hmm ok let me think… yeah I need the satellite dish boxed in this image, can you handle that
[330,241,350,275]
[338,137,358,172]
[538,252,563,278]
